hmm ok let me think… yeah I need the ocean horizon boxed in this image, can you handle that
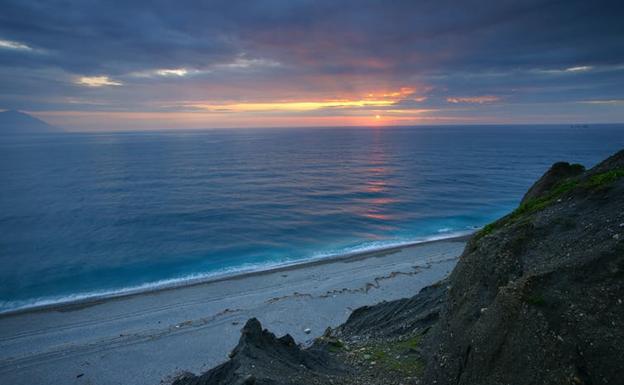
[1,124,623,313]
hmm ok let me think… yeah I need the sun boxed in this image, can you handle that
[375,114,381,120]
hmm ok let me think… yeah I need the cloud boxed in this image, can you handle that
[578,99,624,105]
[75,76,122,87]
[565,66,593,72]
[0,0,622,127]
[0,38,32,51]
[187,99,395,113]
[2,0,622,76]
[447,96,500,104]
[536,65,595,74]
[127,56,280,79]
[215,57,281,70]
[155,68,188,77]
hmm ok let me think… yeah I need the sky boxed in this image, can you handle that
[0,0,623,131]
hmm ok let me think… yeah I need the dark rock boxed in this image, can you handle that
[520,161,584,205]
[172,318,343,385]
[165,149,624,385]
[336,280,447,339]
[422,149,624,385]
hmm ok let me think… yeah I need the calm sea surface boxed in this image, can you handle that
[1,125,622,312]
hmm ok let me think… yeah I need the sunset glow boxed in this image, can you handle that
[1,1,622,130]
[188,99,396,113]
[1,3,623,385]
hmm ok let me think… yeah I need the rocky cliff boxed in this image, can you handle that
[170,149,624,385]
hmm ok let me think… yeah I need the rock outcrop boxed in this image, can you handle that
[335,280,447,340]
[519,161,585,205]
[172,318,343,385]
[169,149,624,385]
[422,149,624,385]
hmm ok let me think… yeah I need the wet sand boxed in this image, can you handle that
[0,236,467,385]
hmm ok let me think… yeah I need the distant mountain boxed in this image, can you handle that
[0,110,59,134]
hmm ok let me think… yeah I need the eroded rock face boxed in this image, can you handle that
[336,280,448,340]
[166,149,624,385]
[172,318,343,385]
[422,149,624,385]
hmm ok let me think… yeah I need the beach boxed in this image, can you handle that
[0,236,466,385]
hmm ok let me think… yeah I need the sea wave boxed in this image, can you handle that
[0,229,473,315]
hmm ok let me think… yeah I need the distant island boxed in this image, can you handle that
[0,110,59,134]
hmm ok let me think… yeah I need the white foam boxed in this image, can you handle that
[0,229,474,315]
[0,260,293,314]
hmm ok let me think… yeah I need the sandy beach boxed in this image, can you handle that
[0,237,467,385]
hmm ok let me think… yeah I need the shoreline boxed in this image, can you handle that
[0,236,467,385]
[0,232,472,318]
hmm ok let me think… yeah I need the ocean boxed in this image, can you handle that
[0,125,622,313]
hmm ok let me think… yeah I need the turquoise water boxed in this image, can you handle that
[0,125,622,312]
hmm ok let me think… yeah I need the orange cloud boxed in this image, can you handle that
[32,86,462,130]
[366,87,416,99]
[187,99,395,113]
[179,86,422,113]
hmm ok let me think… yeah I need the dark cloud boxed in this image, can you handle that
[2,0,622,73]
[0,0,623,124]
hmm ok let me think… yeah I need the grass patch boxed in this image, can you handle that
[359,335,425,376]
[524,294,546,306]
[475,179,579,239]
[394,335,422,351]
[512,178,579,217]
[552,216,576,230]
[327,339,344,353]
[583,168,624,189]
[474,167,624,243]
[479,222,496,237]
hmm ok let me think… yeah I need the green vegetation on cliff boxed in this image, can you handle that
[170,149,624,385]
[476,166,624,240]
